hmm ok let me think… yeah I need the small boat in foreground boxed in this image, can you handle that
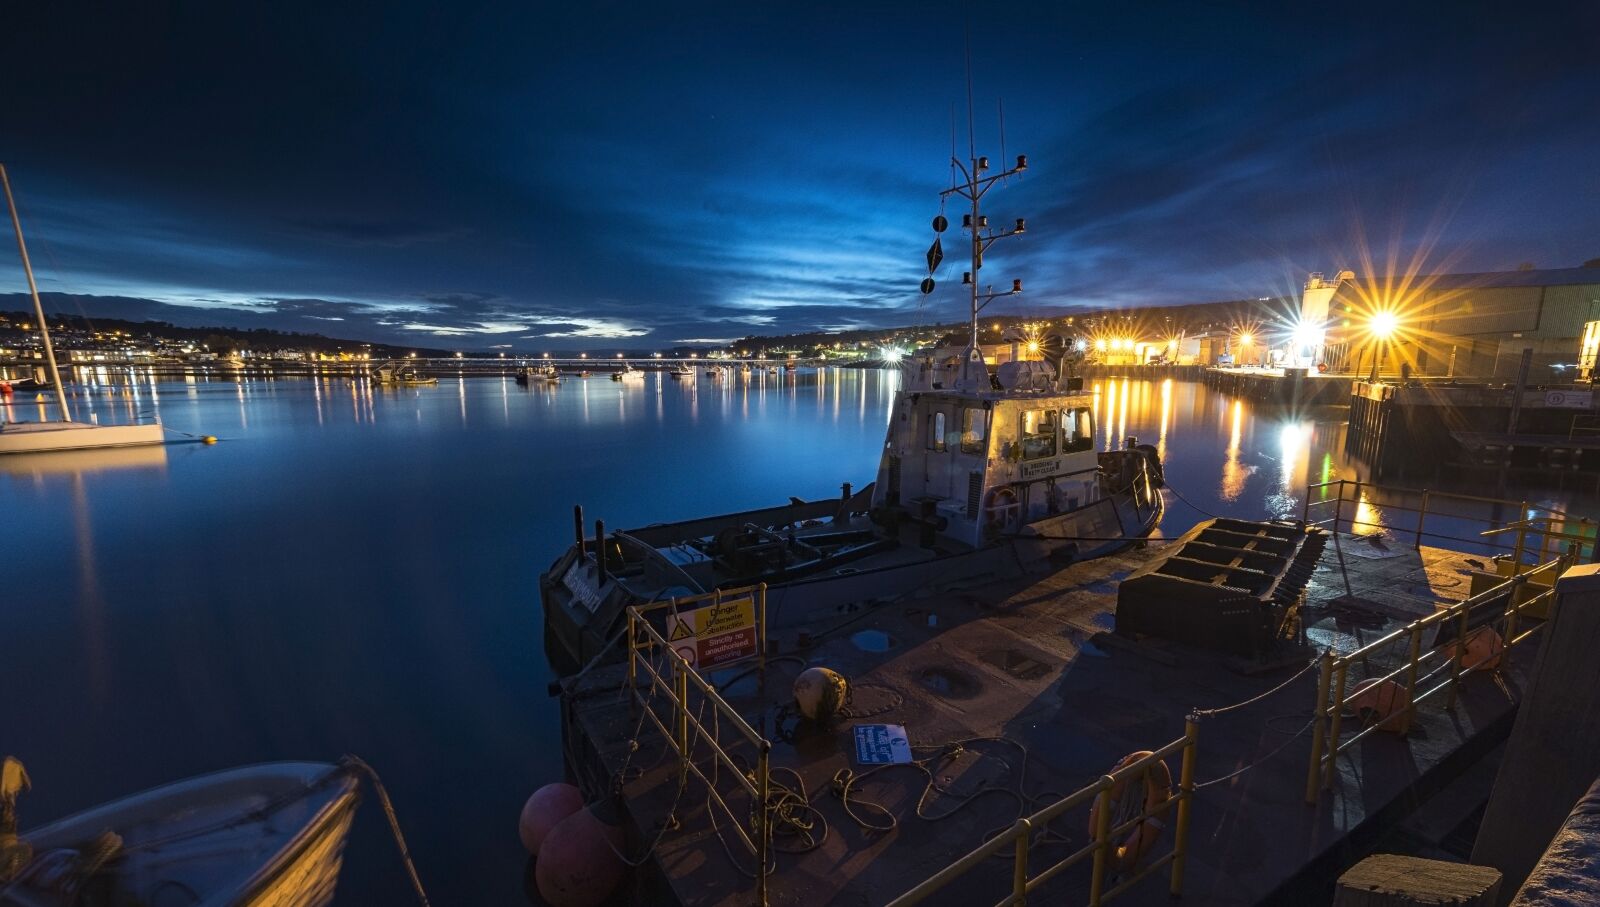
[0,758,362,907]
[610,364,645,383]
[668,363,693,380]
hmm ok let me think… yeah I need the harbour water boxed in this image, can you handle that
[2,368,1592,903]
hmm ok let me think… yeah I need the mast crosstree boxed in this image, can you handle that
[920,151,1029,390]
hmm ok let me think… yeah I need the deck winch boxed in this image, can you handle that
[1115,518,1326,657]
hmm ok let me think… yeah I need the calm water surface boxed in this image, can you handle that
[2,369,1590,903]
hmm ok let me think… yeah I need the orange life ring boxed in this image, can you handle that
[983,486,1020,533]
[1087,751,1172,873]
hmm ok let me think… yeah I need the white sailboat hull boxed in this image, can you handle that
[0,421,166,454]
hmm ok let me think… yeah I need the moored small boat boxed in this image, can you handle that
[0,759,363,907]
[371,363,438,386]
[0,166,165,456]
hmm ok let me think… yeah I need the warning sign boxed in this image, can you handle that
[664,597,757,669]
[1544,390,1594,409]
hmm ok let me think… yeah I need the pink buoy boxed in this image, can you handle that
[519,782,585,855]
[535,805,624,907]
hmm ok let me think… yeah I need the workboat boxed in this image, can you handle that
[371,363,438,386]
[514,364,561,386]
[539,149,1164,674]
[668,363,693,380]
[0,164,165,456]
[611,364,645,383]
[0,758,362,907]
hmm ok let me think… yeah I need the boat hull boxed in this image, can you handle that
[0,421,165,455]
[10,762,360,907]
[539,481,1162,676]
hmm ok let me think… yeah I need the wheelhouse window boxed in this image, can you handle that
[1063,407,1093,453]
[960,408,987,454]
[926,411,947,452]
[1020,409,1058,459]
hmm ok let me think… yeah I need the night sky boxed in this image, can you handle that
[2,2,1596,350]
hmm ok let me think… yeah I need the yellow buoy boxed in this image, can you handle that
[793,666,849,722]
[201,435,218,444]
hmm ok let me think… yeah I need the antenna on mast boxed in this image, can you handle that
[963,30,976,161]
[918,72,1029,391]
[998,99,1007,185]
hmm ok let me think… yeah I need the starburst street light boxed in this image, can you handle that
[1369,311,1398,340]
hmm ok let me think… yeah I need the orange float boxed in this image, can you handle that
[1348,678,1412,734]
[1087,751,1172,873]
[1441,626,1505,672]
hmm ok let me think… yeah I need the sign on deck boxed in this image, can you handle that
[853,724,912,765]
[665,596,757,669]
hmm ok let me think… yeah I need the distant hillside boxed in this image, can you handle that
[0,310,451,357]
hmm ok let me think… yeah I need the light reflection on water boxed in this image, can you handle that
[2,369,1593,901]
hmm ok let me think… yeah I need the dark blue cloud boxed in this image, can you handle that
[0,1,1595,349]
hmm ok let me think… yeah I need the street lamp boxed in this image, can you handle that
[1368,311,1398,381]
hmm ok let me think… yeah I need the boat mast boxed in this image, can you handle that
[1,164,71,421]
[931,151,1028,390]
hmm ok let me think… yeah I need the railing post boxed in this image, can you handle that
[626,609,638,697]
[1306,653,1333,804]
[1414,490,1429,550]
[757,583,769,706]
[1512,504,1529,572]
[1403,624,1423,730]
[1449,600,1470,707]
[1503,588,1521,658]
[757,741,771,907]
[1323,660,1350,790]
[1011,818,1031,906]
[1331,489,1353,600]
[1171,714,1199,896]
[1089,781,1114,906]
[674,660,690,781]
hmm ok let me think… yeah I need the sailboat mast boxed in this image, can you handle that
[1,164,71,422]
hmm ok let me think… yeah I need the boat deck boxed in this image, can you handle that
[561,526,1532,906]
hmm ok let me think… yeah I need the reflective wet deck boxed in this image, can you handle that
[560,528,1529,906]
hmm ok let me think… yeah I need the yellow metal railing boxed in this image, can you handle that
[1301,479,1594,560]
[886,717,1200,907]
[1304,552,1575,804]
[624,584,772,904]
